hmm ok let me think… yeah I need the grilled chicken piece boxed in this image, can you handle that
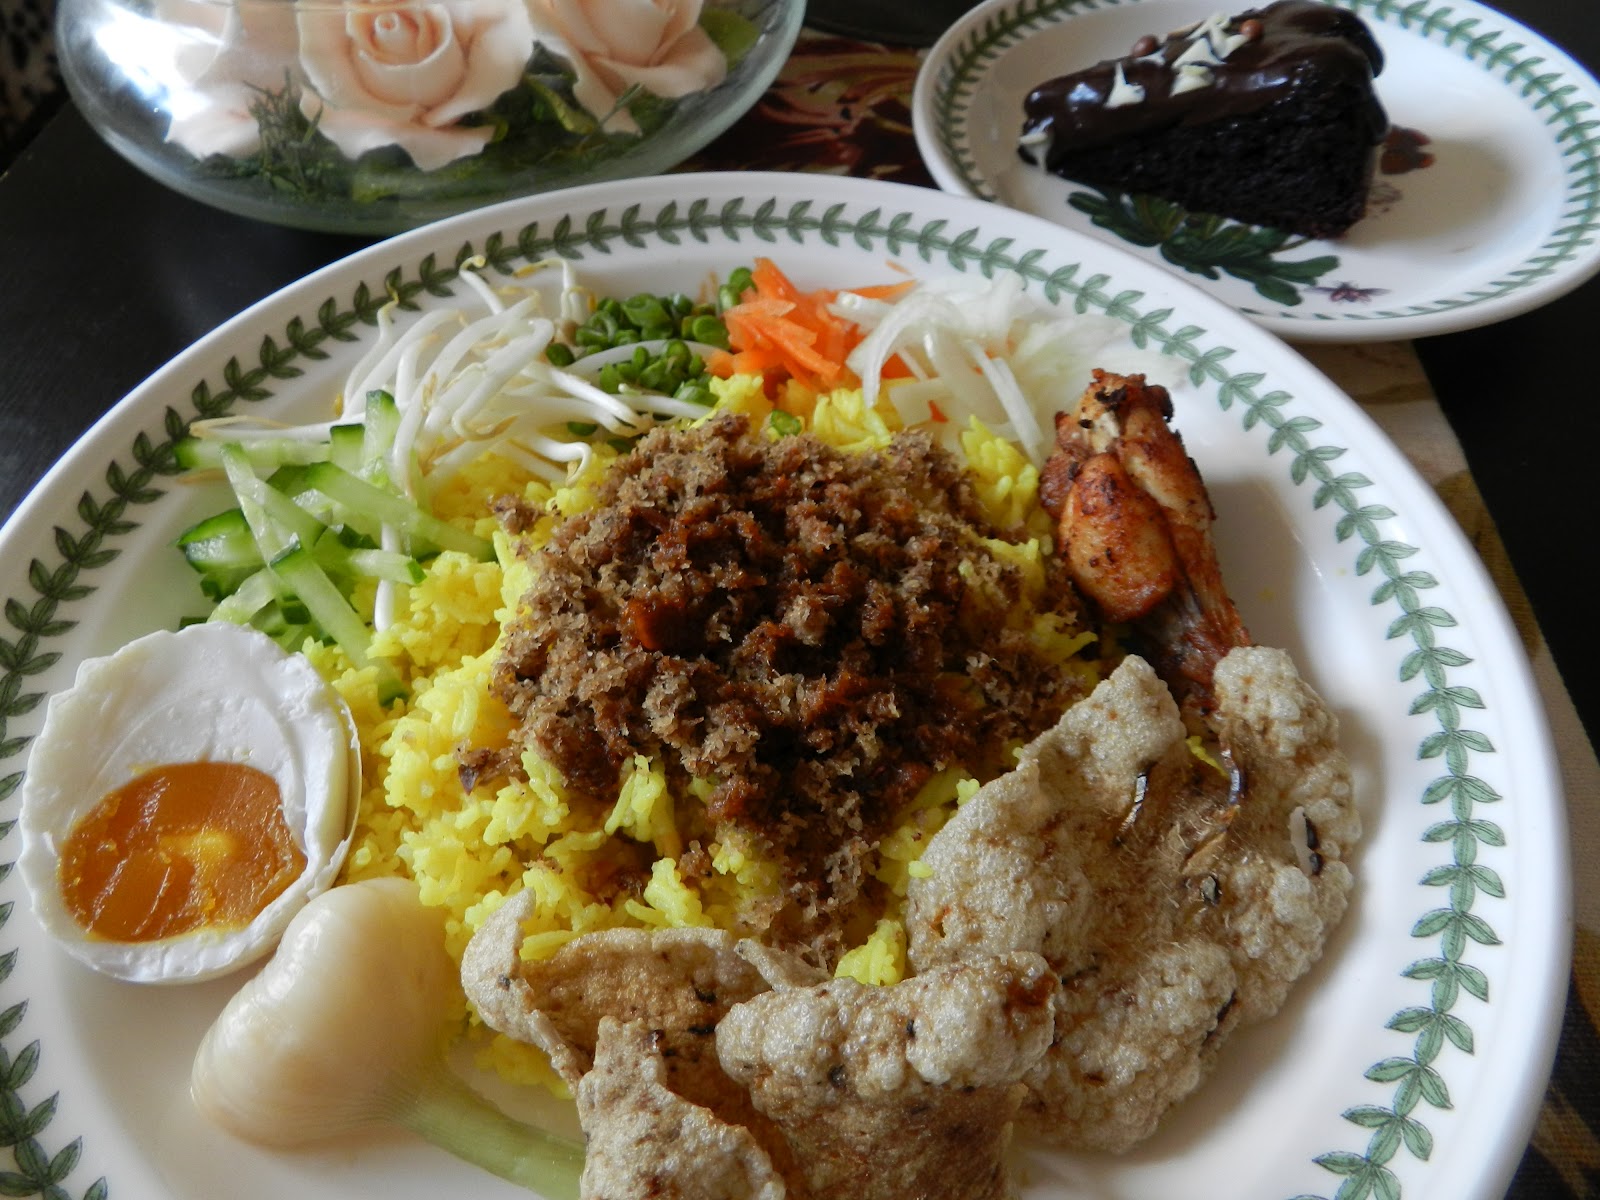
[1040,369,1251,711]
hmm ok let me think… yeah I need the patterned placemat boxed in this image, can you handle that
[0,0,63,168]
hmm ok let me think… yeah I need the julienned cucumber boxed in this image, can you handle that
[176,508,260,600]
[175,399,490,705]
[271,540,406,705]
[174,435,333,472]
[222,446,325,559]
[299,462,494,561]
[358,391,402,488]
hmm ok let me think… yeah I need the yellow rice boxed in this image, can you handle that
[303,375,1096,1093]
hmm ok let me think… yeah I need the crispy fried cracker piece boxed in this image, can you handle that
[578,1018,787,1200]
[734,939,832,989]
[906,654,1229,1151]
[460,892,768,1119]
[717,953,1057,1200]
[906,655,1184,976]
[1038,938,1236,1151]
[905,649,1357,1152]
[1207,646,1360,1023]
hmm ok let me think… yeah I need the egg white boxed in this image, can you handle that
[17,623,360,984]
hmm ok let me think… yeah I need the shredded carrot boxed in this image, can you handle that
[710,258,911,396]
[707,347,786,378]
[750,258,802,305]
[845,280,916,303]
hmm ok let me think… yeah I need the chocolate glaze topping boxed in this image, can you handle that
[1019,1,1386,161]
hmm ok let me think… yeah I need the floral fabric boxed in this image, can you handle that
[0,0,62,165]
[687,31,930,184]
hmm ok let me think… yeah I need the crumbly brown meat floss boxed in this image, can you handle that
[489,414,1090,953]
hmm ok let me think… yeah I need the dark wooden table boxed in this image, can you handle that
[0,2,1594,1197]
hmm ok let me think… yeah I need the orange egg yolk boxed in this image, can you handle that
[58,761,306,942]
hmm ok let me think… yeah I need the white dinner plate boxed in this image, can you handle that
[912,0,1600,342]
[0,172,1569,1199]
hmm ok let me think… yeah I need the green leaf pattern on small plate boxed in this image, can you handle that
[1066,186,1344,305]
[929,0,1600,324]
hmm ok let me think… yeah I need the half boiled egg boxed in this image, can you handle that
[18,623,359,984]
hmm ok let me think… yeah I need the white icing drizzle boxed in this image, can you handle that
[1105,62,1146,108]
[1211,29,1252,57]
[1171,63,1216,94]
[1182,12,1251,64]
[1174,37,1223,68]
[1189,14,1233,47]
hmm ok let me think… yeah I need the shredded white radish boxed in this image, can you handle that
[837,271,1169,455]
[964,339,1047,462]
[198,267,1159,495]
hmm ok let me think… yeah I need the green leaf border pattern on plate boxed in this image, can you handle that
[1289,0,1600,324]
[931,0,1131,203]
[933,0,1600,324]
[0,196,1499,1199]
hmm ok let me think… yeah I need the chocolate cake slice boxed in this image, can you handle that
[1018,1,1388,239]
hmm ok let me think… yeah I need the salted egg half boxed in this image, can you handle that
[18,623,359,984]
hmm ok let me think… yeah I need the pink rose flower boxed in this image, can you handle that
[526,0,727,133]
[296,0,537,170]
[155,0,301,158]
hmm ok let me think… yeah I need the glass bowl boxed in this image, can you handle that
[56,0,803,234]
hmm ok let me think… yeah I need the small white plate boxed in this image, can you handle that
[913,0,1600,341]
[0,172,1569,1199]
